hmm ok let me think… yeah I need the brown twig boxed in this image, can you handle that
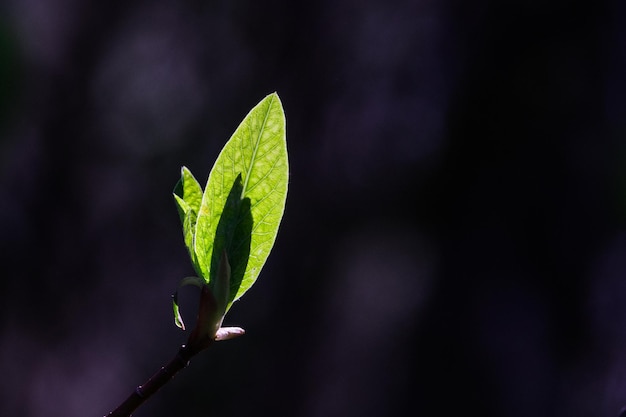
[106,285,218,417]
[106,341,211,417]
[106,269,248,417]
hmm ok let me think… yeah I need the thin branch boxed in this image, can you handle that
[106,279,244,416]
[106,342,211,417]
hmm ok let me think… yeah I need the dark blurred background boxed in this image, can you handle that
[1,0,625,416]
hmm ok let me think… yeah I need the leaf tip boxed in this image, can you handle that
[172,293,186,330]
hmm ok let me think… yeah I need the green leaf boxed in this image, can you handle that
[173,166,203,222]
[173,167,203,276]
[195,92,288,311]
[172,276,205,330]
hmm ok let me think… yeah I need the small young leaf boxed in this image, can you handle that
[173,167,204,276]
[195,92,288,311]
[171,276,205,330]
[173,166,203,222]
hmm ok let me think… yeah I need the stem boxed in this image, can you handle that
[107,282,218,416]
[106,341,212,417]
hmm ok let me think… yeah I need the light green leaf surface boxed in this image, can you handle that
[173,166,203,221]
[194,92,288,311]
[173,167,204,276]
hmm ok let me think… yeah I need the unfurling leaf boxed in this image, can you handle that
[172,276,205,330]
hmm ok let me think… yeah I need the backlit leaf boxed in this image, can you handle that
[195,92,288,311]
